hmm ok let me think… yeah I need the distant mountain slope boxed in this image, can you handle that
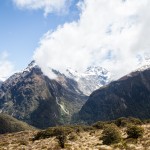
[0,61,87,128]
[66,66,111,95]
[79,66,150,123]
[0,113,33,134]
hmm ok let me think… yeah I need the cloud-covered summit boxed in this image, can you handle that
[33,0,150,79]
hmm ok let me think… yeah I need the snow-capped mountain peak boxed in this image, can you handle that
[64,66,111,95]
[137,57,150,72]
[3,61,112,96]
[86,66,108,75]
[66,66,110,78]
[3,60,39,88]
[23,60,38,72]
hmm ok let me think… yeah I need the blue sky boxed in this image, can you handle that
[0,0,79,70]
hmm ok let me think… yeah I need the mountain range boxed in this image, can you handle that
[0,60,150,128]
[0,61,110,128]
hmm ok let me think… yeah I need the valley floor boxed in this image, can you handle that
[0,124,150,150]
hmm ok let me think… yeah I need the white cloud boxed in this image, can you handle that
[13,0,70,16]
[33,0,150,79]
[0,51,15,81]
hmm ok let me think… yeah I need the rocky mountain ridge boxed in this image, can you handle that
[79,65,150,123]
[0,61,110,128]
[0,62,87,128]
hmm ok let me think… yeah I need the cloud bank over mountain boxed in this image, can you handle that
[0,52,15,81]
[32,0,150,79]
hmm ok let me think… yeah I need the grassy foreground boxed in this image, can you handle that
[0,117,150,150]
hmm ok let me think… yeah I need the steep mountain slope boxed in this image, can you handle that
[0,61,111,128]
[79,66,150,123]
[0,61,87,128]
[0,113,33,134]
[0,80,2,87]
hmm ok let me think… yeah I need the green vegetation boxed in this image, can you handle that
[56,132,67,148]
[114,117,129,127]
[33,125,94,141]
[0,113,33,134]
[101,124,122,145]
[113,117,142,127]
[114,117,142,127]
[143,119,150,124]
[127,117,143,125]
[92,117,143,130]
[0,116,149,150]
[92,121,106,129]
[126,125,144,139]
[33,126,73,140]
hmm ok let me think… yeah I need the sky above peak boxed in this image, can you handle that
[0,0,79,80]
[0,0,150,81]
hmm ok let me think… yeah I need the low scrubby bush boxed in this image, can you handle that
[126,125,144,139]
[143,119,150,124]
[101,124,122,145]
[33,125,93,141]
[56,131,67,148]
[128,117,142,125]
[115,117,129,127]
[115,117,142,127]
[33,126,73,140]
[92,121,106,129]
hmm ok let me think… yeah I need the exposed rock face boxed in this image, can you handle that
[0,62,87,128]
[79,67,150,124]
